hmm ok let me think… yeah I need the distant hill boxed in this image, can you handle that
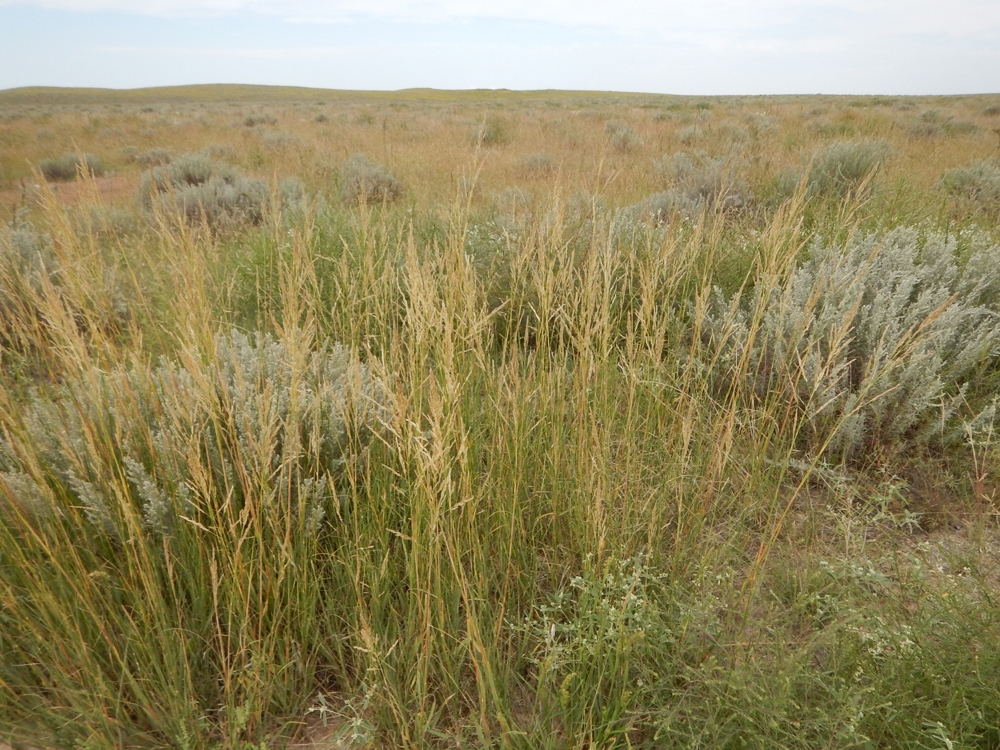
[0,84,991,108]
[0,83,668,106]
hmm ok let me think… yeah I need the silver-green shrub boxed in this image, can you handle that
[676,125,705,144]
[138,153,296,227]
[261,131,300,150]
[700,228,1000,460]
[0,212,56,294]
[0,214,57,346]
[521,152,555,176]
[1,330,388,538]
[38,153,103,182]
[655,151,750,210]
[802,139,890,197]
[939,160,1000,209]
[0,212,128,348]
[942,120,979,137]
[341,154,402,205]
[135,147,172,166]
[244,114,277,127]
[627,190,704,226]
[606,120,642,153]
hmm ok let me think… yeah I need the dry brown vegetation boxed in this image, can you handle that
[1,90,998,218]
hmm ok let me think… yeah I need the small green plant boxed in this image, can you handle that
[520,554,671,747]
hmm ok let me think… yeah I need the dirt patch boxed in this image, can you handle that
[0,174,136,217]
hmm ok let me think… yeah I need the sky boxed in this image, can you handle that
[0,0,998,95]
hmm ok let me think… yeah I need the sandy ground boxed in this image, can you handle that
[1,173,135,221]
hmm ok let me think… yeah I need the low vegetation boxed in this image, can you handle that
[1,86,1000,749]
[340,153,402,205]
[138,152,300,227]
[940,159,1000,210]
[38,152,103,181]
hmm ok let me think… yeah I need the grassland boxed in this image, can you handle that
[2,84,1000,749]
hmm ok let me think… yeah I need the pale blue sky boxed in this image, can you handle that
[0,0,998,94]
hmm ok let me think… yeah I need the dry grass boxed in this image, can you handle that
[2,88,998,220]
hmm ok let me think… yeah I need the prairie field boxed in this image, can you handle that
[3,85,1000,749]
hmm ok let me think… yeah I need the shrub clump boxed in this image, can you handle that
[261,131,299,150]
[521,152,555,176]
[1,329,388,538]
[700,228,1000,461]
[606,120,642,152]
[655,151,750,210]
[942,120,979,137]
[138,152,299,227]
[939,160,1000,209]
[790,139,891,198]
[135,148,172,166]
[244,114,277,127]
[341,154,402,206]
[676,125,705,144]
[0,212,129,352]
[627,191,704,226]
[473,117,511,147]
[38,153,103,182]
[0,214,57,326]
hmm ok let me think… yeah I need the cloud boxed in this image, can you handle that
[4,0,998,38]
[3,0,999,66]
[96,43,348,60]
